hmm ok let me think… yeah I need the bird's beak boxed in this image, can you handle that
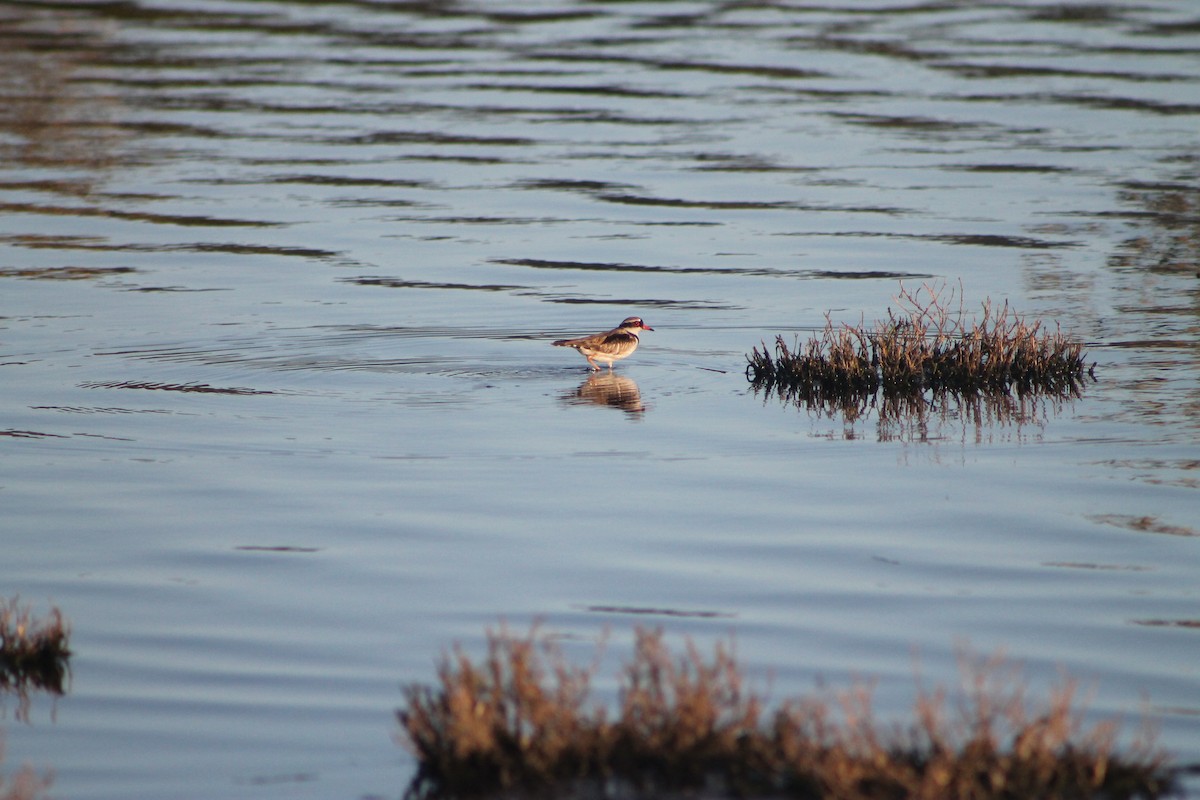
[641,323,654,331]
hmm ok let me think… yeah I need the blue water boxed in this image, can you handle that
[1,1,1198,797]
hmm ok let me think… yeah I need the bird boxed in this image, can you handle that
[553,316,654,371]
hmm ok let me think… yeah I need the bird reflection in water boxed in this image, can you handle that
[560,373,646,416]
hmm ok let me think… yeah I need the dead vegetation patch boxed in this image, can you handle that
[746,284,1092,422]
[0,598,71,721]
[398,625,1173,799]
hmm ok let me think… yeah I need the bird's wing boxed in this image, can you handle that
[587,331,637,354]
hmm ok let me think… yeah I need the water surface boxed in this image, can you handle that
[1,1,1198,798]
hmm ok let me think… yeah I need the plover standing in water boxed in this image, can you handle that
[553,316,653,370]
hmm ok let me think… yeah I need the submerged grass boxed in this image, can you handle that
[746,283,1092,418]
[0,598,71,720]
[0,601,65,799]
[398,626,1174,799]
[0,598,70,681]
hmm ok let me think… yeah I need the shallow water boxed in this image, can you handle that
[1,1,1198,798]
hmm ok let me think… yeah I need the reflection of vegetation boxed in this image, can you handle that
[1099,166,1200,438]
[1111,179,1200,276]
[0,7,119,183]
[0,599,71,723]
[747,284,1091,439]
[795,382,1081,444]
[0,747,51,800]
[399,625,1174,799]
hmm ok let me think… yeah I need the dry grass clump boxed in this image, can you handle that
[0,598,71,718]
[747,284,1092,414]
[398,623,609,794]
[398,626,1174,799]
[0,599,70,682]
[769,654,1170,800]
